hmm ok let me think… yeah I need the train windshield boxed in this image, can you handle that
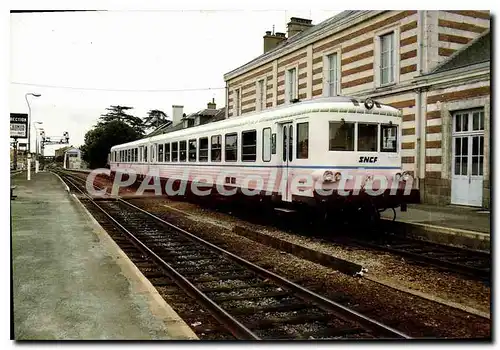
[329,121,398,152]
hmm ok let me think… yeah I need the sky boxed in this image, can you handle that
[10,7,340,155]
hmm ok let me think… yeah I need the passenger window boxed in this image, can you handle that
[225,133,238,162]
[329,121,355,151]
[165,143,170,162]
[179,141,187,162]
[211,135,222,162]
[189,139,197,162]
[144,147,148,162]
[199,138,209,162]
[296,122,308,159]
[381,124,398,153]
[172,142,178,162]
[358,123,378,152]
[262,128,271,162]
[158,144,164,162]
[242,130,257,162]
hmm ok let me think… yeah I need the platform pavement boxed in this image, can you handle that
[380,204,490,251]
[10,172,197,340]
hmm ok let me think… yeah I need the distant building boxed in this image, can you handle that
[63,147,82,169]
[147,100,225,136]
[55,146,72,160]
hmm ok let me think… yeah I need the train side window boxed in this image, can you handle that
[262,128,271,162]
[242,130,257,162]
[381,124,398,152]
[144,146,148,162]
[158,144,164,162]
[358,123,378,152]
[165,143,170,162]
[127,149,131,162]
[329,121,354,151]
[139,146,143,162]
[172,142,178,162]
[135,148,138,162]
[296,122,309,159]
[189,139,197,162]
[225,133,238,162]
[179,141,187,162]
[199,137,209,162]
[211,135,222,162]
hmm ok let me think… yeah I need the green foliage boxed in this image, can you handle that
[99,105,145,135]
[81,119,141,169]
[143,109,170,130]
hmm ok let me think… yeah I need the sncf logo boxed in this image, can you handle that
[359,156,378,163]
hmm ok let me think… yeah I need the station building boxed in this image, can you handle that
[223,10,490,208]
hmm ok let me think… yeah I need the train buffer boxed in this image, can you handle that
[10,186,17,200]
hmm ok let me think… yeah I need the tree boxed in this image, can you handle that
[81,119,142,169]
[143,109,170,130]
[99,105,146,135]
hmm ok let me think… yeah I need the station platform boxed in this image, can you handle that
[10,172,197,340]
[380,204,490,251]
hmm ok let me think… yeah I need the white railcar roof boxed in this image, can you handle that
[111,96,401,151]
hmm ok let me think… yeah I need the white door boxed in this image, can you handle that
[451,110,485,207]
[281,123,293,202]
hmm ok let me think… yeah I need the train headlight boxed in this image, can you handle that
[394,172,402,180]
[401,171,412,182]
[334,172,342,182]
[323,171,335,183]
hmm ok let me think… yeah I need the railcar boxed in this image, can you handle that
[109,96,419,222]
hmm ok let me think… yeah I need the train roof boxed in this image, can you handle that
[111,96,401,150]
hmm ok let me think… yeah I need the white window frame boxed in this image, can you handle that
[256,78,266,112]
[285,65,298,104]
[233,87,242,116]
[322,48,341,97]
[374,27,400,87]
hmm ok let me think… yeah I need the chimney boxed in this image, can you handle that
[172,105,184,125]
[263,31,287,54]
[207,98,216,109]
[287,17,313,39]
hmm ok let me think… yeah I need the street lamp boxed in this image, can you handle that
[25,93,41,180]
[34,122,43,160]
[25,92,41,157]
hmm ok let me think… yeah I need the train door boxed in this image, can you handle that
[280,123,294,202]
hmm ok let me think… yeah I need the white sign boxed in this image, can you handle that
[10,124,26,138]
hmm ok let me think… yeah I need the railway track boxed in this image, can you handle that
[55,170,410,340]
[337,234,491,282]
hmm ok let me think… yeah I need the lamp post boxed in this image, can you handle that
[35,123,43,173]
[25,92,41,180]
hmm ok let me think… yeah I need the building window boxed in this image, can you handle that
[329,121,355,151]
[286,68,297,103]
[211,135,222,162]
[256,79,265,111]
[171,142,178,162]
[225,133,238,162]
[188,139,197,162]
[179,141,187,162]
[165,143,170,162]
[380,32,395,85]
[262,128,271,162]
[158,144,164,162]
[234,88,241,116]
[199,137,209,162]
[324,53,340,97]
[296,122,309,159]
[242,130,257,162]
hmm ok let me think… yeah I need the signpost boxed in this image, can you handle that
[10,113,28,138]
[10,113,28,171]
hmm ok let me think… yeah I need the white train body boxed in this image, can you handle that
[109,97,417,211]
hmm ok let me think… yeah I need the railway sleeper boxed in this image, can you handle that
[211,290,291,303]
[198,281,271,293]
[191,273,257,283]
[175,266,246,276]
[246,313,332,330]
[225,301,311,315]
